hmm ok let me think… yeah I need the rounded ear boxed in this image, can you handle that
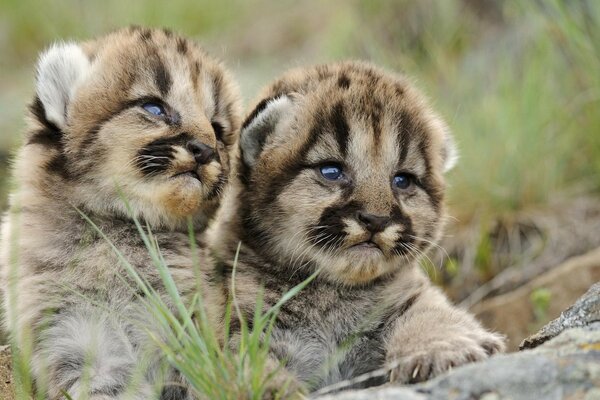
[36,42,91,130]
[430,114,458,172]
[240,95,294,168]
[442,131,459,172]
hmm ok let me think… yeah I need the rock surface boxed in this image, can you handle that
[0,346,12,400]
[520,281,600,350]
[0,277,598,399]
[317,283,600,400]
[473,247,600,350]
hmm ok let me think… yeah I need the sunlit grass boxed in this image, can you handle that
[6,193,317,399]
[2,1,600,395]
[1,0,598,221]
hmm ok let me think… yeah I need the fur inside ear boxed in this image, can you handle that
[442,133,459,172]
[240,95,294,168]
[36,42,91,129]
[430,115,458,172]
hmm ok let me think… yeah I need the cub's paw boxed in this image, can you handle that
[387,331,505,384]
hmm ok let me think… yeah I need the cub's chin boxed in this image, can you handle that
[129,161,224,224]
[317,246,401,286]
[164,169,223,217]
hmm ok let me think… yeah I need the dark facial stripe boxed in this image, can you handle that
[390,204,417,255]
[78,123,105,154]
[176,37,188,55]
[309,200,363,250]
[139,28,153,42]
[337,73,351,89]
[260,113,322,204]
[191,61,201,91]
[145,132,194,148]
[75,103,136,164]
[45,153,70,179]
[315,64,334,81]
[239,113,323,253]
[78,95,179,154]
[136,132,194,177]
[390,204,413,231]
[211,72,223,117]
[417,137,443,212]
[370,98,383,148]
[205,172,227,200]
[396,110,414,166]
[74,63,138,153]
[330,101,349,157]
[395,109,444,212]
[152,55,172,97]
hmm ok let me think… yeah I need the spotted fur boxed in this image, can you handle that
[209,61,503,393]
[0,27,241,399]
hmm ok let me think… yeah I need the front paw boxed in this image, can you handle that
[387,331,504,384]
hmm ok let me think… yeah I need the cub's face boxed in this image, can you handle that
[239,63,456,284]
[30,27,240,228]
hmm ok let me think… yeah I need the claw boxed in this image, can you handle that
[412,364,420,379]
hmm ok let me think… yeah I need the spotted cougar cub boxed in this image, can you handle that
[0,27,241,399]
[210,61,505,393]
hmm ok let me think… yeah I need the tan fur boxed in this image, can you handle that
[209,61,504,393]
[1,27,240,399]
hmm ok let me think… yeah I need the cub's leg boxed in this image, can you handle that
[385,284,505,383]
[32,305,157,399]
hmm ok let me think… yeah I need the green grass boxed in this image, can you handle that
[3,1,600,396]
[1,0,598,220]
[7,199,317,399]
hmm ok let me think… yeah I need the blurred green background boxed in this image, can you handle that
[1,0,599,340]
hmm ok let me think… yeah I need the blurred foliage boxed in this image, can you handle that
[530,287,552,323]
[0,0,599,285]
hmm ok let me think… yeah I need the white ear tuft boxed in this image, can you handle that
[443,134,459,172]
[240,95,294,168]
[36,42,90,129]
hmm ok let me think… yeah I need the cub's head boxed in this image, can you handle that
[238,62,457,285]
[26,27,241,229]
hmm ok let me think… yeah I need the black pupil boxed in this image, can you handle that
[395,174,410,188]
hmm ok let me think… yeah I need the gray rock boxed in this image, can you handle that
[521,282,600,350]
[316,286,600,400]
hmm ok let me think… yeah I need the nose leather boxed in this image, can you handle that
[357,211,391,233]
[187,140,216,165]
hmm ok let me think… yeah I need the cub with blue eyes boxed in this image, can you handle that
[210,61,505,394]
[0,27,241,399]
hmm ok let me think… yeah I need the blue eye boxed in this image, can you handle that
[393,173,413,189]
[142,102,165,116]
[320,165,343,180]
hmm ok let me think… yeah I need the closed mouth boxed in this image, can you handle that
[350,240,382,251]
[171,170,201,182]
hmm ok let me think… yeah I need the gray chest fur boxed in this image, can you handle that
[267,282,390,390]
